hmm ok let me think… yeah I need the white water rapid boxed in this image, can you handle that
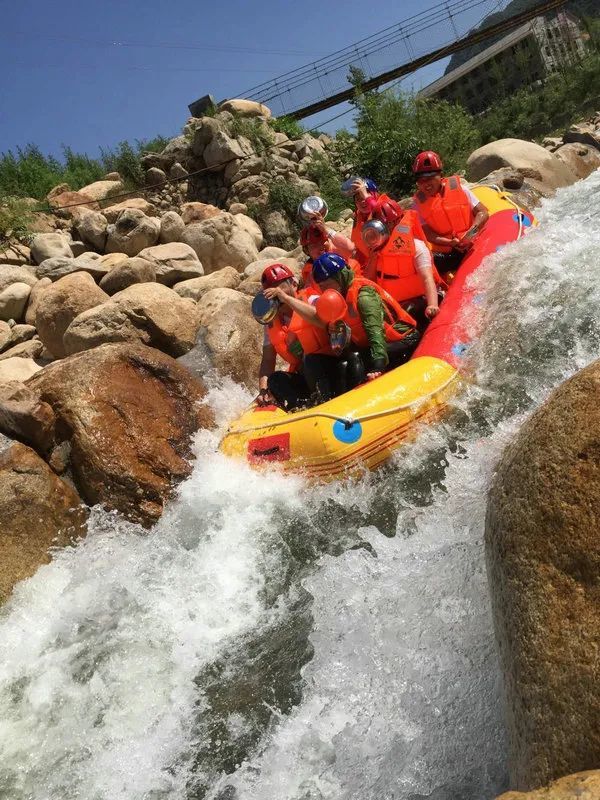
[1,172,600,800]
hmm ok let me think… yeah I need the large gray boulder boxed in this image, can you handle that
[105,208,161,257]
[195,288,263,389]
[486,360,600,791]
[35,273,110,358]
[30,233,73,265]
[467,138,578,194]
[63,282,201,358]
[182,212,259,273]
[136,242,204,286]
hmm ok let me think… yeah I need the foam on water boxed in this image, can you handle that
[1,172,600,800]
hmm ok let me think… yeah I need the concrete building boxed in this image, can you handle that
[419,12,586,114]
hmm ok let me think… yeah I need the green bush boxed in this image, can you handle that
[0,136,170,200]
[267,179,305,221]
[336,89,481,198]
[228,115,273,155]
[268,115,305,139]
[0,195,35,245]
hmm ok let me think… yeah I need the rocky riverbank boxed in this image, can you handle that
[1,96,600,797]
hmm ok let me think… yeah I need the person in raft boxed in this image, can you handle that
[342,176,428,269]
[299,217,362,289]
[411,150,489,274]
[261,253,420,399]
[254,263,364,409]
[359,215,443,327]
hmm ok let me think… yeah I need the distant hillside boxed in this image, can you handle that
[444,0,600,73]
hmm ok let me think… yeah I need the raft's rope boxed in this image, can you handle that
[225,372,458,436]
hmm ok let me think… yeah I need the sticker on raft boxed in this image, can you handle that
[333,418,363,444]
[513,211,532,227]
[451,342,470,358]
[247,433,291,464]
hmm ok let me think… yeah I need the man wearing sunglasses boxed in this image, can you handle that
[412,151,489,274]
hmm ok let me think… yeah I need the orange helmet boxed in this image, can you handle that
[412,151,443,176]
[261,263,295,288]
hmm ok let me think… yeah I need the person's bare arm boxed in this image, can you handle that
[257,344,277,404]
[263,287,326,328]
[414,240,439,319]
[422,222,460,250]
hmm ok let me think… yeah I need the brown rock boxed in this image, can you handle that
[0,357,42,383]
[495,770,600,799]
[159,211,185,244]
[0,265,38,292]
[0,320,10,351]
[35,273,110,358]
[554,143,600,180]
[46,183,71,202]
[486,360,600,790]
[106,208,161,257]
[196,288,262,388]
[0,381,55,454]
[0,443,87,603]
[102,198,158,223]
[0,338,45,362]
[25,277,52,326]
[27,343,214,526]
[173,266,241,301]
[99,257,157,295]
[563,123,600,152]
[181,202,222,224]
[78,179,124,202]
[0,243,31,265]
[467,139,578,193]
[136,242,203,286]
[63,282,201,358]
[49,190,100,218]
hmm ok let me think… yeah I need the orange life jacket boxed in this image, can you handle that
[266,291,332,371]
[343,276,416,348]
[371,221,445,303]
[413,175,474,253]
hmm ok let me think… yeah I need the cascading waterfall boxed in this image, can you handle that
[1,172,600,800]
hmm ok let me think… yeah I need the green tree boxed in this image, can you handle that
[336,89,480,198]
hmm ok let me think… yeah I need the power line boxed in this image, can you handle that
[1,31,318,58]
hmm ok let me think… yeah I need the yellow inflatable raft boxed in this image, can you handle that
[220,187,535,479]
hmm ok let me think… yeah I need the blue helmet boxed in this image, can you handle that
[364,177,378,193]
[312,252,348,283]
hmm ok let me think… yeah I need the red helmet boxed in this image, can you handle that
[375,198,402,227]
[261,263,295,288]
[412,151,443,176]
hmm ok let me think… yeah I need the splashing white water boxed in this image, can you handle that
[1,172,600,800]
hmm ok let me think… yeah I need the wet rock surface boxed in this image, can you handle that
[27,343,214,526]
[0,442,87,603]
[486,360,600,790]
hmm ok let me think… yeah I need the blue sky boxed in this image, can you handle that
[0,0,503,159]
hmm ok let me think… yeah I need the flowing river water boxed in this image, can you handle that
[1,172,600,800]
